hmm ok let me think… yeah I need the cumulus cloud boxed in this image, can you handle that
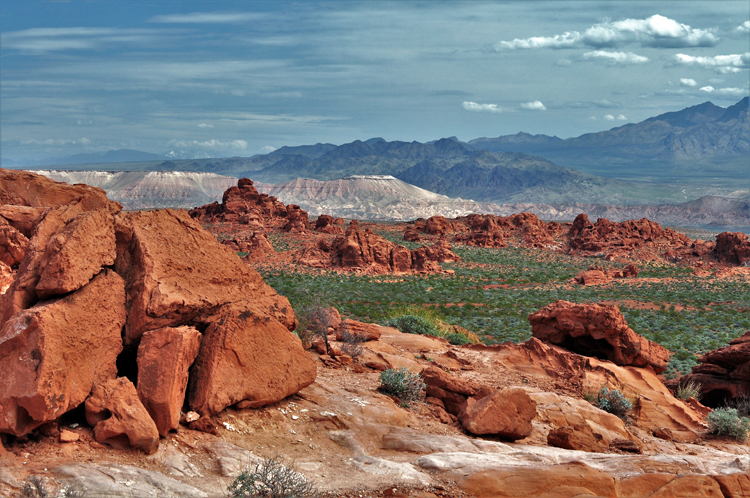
[680,78,697,87]
[496,14,719,51]
[737,21,750,33]
[674,53,750,73]
[462,101,503,113]
[260,146,277,153]
[604,114,616,120]
[168,139,248,149]
[197,123,214,128]
[700,85,715,92]
[520,101,546,110]
[616,114,627,120]
[583,50,649,64]
[698,85,748,96]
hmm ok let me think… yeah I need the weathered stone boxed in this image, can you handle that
[35,208,116,299]
[529,300,670,373]
[547,423,608,452]
[714,231,750,265]
[0,223,28,267]
[114,209,295,344]
[336,319,382,341]
[188,305,317,415]
[458,388,536,440]
[0,269,125,436]
[137,326,202,437]
[618,473,724,498]
[85,377,159,454]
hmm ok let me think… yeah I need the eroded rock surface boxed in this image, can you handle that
[529,300,670,373]
[714,231,750,265]
[459,388,536,440]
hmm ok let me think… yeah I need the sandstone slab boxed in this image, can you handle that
[137,326,202,437]
[0,269,125,436]
[85,377,160,454]
[459,388,536,440]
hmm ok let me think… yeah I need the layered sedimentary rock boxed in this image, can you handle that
[529,300,670,373]
[220,232,275,262]
[296,221,459,274]
[458,388,537,440]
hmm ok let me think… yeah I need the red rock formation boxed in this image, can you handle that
[35,208,116,299]
[188,178,306,231]
[424,216,450,236]
[85,377,160,454]
[297,221,459,274]
[335,318,381,341]
[402,226,422,242]
[0,205,50,236]
[568,213,691,257]
[529,300,670,373]
[188,304,317,415]
[454,214,506,247]
[681,331,750,407]
[458,388,536,440]
[315,214,344,234]
[421,366,492,415]
[220,232,274,262]
[714,232,750,265]
[0,270,126,436]
[0,223,28,267]
[114,209,295,345]
[547,424,608,452]
[574,264,639,285]
[136,326,202,437]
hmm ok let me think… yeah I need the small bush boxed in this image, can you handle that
[445,332,471,345]
[674,380,702,401]
[385,314,439,336]
[339,330,366,359]
[227,456,319,498]
[379,367,425,406]
[707,407,750,441]
[18,476,53,498]
[597,387,632,418]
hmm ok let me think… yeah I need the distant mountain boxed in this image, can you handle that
[258,175,503,220]
[29,170,236,210]
[467,97,749,182]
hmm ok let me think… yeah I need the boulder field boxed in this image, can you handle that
[0,169,315,454]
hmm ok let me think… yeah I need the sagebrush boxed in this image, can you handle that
[707,407,750,441]
[379,367,425,406]
[227,456,319,498]
[597,387,632,419]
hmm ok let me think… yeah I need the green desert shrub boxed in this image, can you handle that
[385,314,439,336]
[707,407,750,441]
[674,380,702,401]
[445,332,472,345]
[227,456,319,498]
[597,387,632,419]
[378,367,425,406]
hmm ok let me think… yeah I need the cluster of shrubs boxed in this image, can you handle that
[378,367,426,407]
[384,306,475,346]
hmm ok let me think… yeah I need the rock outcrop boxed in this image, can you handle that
[220,232,275,262]
[0,270,126,436]
[681,331,750,407]
[188,178,307,232]
[421,366,492,416]
[296,221,459,274]
[568,213,691,258]
[114,209,295,345]
[714,232,750,265]
[574,264,638,285]
[529,301,670,373]
[188,305,317,415]
[136,326,202,437]
[85,377,160,455]
[314,214,344,234]
[458,388,536,440]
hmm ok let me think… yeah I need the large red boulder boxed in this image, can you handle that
[0,223,28,267]
[0,269,126,436]
[714,232,750,265]
[114,209,296,345]
[136,326,202,437]
[0,205,50,237]
[421,366,492,415]
[529,300,670,373]
[454,214,506,248]
[35,208,116,299]
[188,304,317,416]
[85,377,160,454]
[458,388,537,440]
[188,178,290,228]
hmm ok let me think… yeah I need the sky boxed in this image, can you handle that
[1,0,748,162]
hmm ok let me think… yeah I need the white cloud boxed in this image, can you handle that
[496,31,582,50]
[583,50,649,64]
[168,139,248,149]
[462,101,503,113]
[674,53,750,73]
[260,146,277,153]
[496,15,719,51]
[679,78,697,87]
[714,87,748,96]
[197,123,214,128]
[520,101,546,111]
[616,114,627,120]
[737,21,750,33]
[604,114,616,120]
[148,12,268,24]
[700,86,715,92]
[1,27,162,53]
[21,137,91,146]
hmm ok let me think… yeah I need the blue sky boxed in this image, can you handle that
[1,1,748,162]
